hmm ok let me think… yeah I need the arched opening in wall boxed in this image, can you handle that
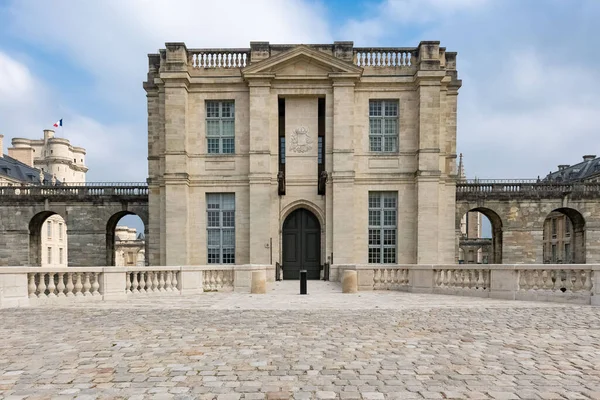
[107,212,146,267]
[542,208,585,264]
[29,212,68,267]
[459,208,502,264]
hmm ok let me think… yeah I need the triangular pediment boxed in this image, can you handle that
[242,45,362,80]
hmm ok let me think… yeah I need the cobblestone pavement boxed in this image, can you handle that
[1,282,600,400]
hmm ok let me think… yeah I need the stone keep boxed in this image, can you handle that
[144,41,462,271]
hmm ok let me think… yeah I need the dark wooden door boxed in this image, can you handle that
[282,208,321,280]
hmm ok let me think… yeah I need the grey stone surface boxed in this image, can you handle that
[0,281,599,399]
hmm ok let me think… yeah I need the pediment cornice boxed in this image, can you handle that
[242,45,363,81]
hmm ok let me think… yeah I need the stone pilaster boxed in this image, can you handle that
[331,79,356,264]
[415,41,446,264]
[162,43,190,265]
[248,81,273,264]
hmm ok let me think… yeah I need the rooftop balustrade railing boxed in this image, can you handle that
[0,183,148,197]
[353,47,418,67]
[188,48,251,69]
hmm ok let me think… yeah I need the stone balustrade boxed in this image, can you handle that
[28,269,103,302]
[353,48,417,67]
[0,264,271,308]
[126,268,180,294]
[188,49,250,69]
[333,264,599,305]
[434,267,490,297]
[456,181,600,200]
[372,266,410,290]
[0,183,148,198]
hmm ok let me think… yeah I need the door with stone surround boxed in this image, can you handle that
[282,208,321,280]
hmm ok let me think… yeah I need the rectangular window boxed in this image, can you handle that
[369,100,398,152]
[59,223,63,240]
[368,192,397,263]
[565,220,571,237]
[552,219,557,236]
[47,247,52,264]
[59,248,63,264]
[551,244,557,263]
[564,243,571,263]
[206,100,235,154]
[207,193,235,264]
[47,221,52,239]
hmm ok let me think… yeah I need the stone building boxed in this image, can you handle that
[541,155,599,263]
[0,130,87,267]
[114,226,146,266]
[7,129,87,183]
[144,41,461,277]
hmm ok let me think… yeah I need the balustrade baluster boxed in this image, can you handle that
[552,270,561,291]
[165,271,172,292]
[565,270,573,292]
[384,52,389,66]
[28,274,37,298]
[131,272,138,293]
[477,270,484,290]
[91,272,100,296]
[152,272,159,292]
[38,273,47,298]
[126,272,132,293]
[158,271,166,292]
[146,272,153,293]
[47,273,56,298]
[172,271,179,291]
[66,273,75,297]
[74,273,83,296]
[82,273,91,296]
[532,270,539,290]
[56,273,66,297]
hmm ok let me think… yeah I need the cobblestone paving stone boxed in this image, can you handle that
[1,282,599,399]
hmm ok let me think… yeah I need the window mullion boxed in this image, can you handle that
[380,207,385,263]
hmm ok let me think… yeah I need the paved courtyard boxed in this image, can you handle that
[1,281,600,400]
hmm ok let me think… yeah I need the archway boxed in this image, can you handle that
[459,207,503,264]
[282,208,321,280]
[107,211,146,266]
[542,208,585,264]
[29,211,68,267]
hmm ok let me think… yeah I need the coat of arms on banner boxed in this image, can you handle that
[290,126,312,153]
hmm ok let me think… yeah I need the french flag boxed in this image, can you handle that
[53,119,62,128]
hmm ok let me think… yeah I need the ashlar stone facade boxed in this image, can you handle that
[144,41,462,276]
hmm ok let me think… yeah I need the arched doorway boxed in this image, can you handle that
[282,208,321,280]
[106,211,146,266]
[459,207,503,264]
[29,211,68,267]
[542,208,585,264]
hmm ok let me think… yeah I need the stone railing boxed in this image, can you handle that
[373,266,410,290]
[0,184,148,197]
[332,264,599,305]
[202,268,234,291]
[456,181,600,201]
[28,268,104,304]
[353,47,417,67]
[188,49,250,69]
[515,266,594,303]
[434,267,490,297]
[126,268,180,294]
[0,265,272,308]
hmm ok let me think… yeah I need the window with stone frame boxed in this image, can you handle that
[369,100,398,152]
[206,100,235,154]
[368,191,397,263]
[207,193,235,264]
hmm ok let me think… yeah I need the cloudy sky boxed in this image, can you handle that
[0,0,598,182]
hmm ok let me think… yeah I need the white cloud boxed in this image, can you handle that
[0,52,35,104]
[2,0,331,181]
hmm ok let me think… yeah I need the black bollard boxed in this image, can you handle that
[299,270,307,295]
